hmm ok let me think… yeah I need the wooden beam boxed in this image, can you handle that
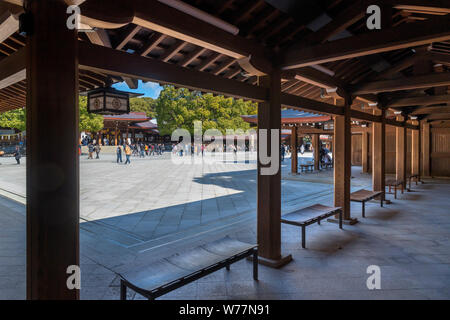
[282,67,346,90]
[393,1,450,14]
[115,25,141,50]
[0,10,19,44]
[132,0,270,64]
[178,47,207,67]
[26,0,79,300]
[0,47,25,89]
[281,16,450,69]
[352,72,450,95]
[351,109,382,122]
[302,0,368,44]
[78,41,267,102]
[411,105,450,115]
[386,94,450,108]
[280,93,344,116]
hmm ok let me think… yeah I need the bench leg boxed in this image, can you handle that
[394,186,397,199]
[226,264,230,271]
[120,280,127,300]
[380,196,383,207]
[401,184,404,194]
[301,225,306,249]
[317,218,321,225]
[339,210,343,229]
[362,202,365,218]
[253,249,258,281]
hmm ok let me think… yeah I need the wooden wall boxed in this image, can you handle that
[431,127,450,177]
[351,134,362,166]
[351,124,450,177]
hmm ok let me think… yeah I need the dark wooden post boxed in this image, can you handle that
[361,130,369,173]
[257,71,291,267]
[396,116,407,187]
[312,134,320,171]
[26,0,79,299]
[411,121,420,177]
[421,120,430,177]
[372,107,386,201]
[332,97,356,224]
[290,126,298,174]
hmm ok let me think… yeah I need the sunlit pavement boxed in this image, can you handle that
[1,153,449,299]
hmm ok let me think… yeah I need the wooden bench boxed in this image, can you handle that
[385,179,404,199]
[407,174,421,190]
[350,189,384,218]
[281,204,342,248]
[299,163,314,172]
[119,237,258,300]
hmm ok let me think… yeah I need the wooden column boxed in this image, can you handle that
[257,70,291,267]
[290,126,298,174]
[333,97,355,223]
[26,0,79,299]
[411,121,420,176]
[313,133,320,171]
[396,116,407,186]
[421,120,430,177]
[361,130,369,173]
[372,108,385,200]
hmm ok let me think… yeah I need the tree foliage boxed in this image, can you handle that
[79,96,104,133]
[0,108,26,132]
[130,97,156,118]
[155,86,257,136]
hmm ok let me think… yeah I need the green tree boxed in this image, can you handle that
[0,108,26,132]
[155,86,257,136]
[130,97,156,118]
[79,96,104,133]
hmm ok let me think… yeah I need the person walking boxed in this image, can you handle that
[116,145,123,164]
[88,142,94,159]
[124,144,132,164]
[13,146,21,165]
[280,144,286,162]
[95,143,101,159]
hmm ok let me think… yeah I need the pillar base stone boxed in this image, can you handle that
[327,217,358,225]
[248,254,292,268]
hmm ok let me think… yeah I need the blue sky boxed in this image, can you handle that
[113,80,163,98]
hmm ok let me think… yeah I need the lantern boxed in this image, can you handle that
[87,87,130,115]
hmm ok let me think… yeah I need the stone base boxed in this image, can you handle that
[327,217,358,225]
[247,254,292,268]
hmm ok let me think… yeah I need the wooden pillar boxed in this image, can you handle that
[361,130,369,173]
[26,0,79,299]
[333,97,355,223]
[421,120,430,177]
[396,116,407,186]
[411,121,420,176]
[290,126,298,174]
[372,108,385,199]
[313,134,320,170]
[257,71,291,267]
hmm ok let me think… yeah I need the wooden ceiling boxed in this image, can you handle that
[0,0,449,123]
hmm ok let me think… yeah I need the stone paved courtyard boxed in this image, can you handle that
[0,152,449,300]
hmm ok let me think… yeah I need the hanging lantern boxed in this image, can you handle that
[87,87,131,115]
